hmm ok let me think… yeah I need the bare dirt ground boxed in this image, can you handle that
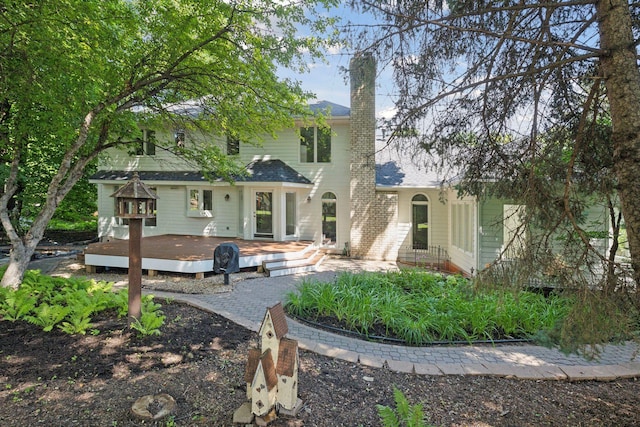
[2,299,640,427]
[1,242,640,426]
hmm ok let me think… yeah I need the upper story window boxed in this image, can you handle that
[300,126,331,163]
[227,135,239,155]
[135,129,155,156]
[174,130,186,147]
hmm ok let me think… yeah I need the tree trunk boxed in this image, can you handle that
[1,164,86,288]
[1,109,101,288]
[2,242,31,289]
[1,235,43,290]
[596,0,640,286]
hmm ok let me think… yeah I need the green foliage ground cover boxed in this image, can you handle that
[377,386,431,427]
[0,267,164,336]
[285,270,572,345]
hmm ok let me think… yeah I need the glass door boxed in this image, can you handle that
[254,191,273,238]
[322,192,337,246]
[412,194,429,249]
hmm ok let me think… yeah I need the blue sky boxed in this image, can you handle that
[276,3,397,120]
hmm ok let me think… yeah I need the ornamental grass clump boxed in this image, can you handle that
[285,269,571,345]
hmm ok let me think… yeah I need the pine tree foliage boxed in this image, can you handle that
[346,0,640,348]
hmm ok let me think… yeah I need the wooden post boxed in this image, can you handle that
[128,218,142,323]
[110,172,157,325]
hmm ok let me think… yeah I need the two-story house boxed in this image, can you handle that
[88,54,611,277]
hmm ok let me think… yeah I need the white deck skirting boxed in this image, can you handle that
[84,245,315,275]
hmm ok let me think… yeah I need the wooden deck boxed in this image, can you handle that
[83,235,316,277]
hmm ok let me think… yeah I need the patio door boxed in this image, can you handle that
[412,194,429,249]
[322,192,336,246]
[254,190,273,238]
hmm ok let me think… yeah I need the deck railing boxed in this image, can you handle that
[398,244,450,271]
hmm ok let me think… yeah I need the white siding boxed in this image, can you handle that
[395,189,449,259]
[97,128,224,172]
[448,189,478,274]
[239,119,351,248]
[94,117,352,244]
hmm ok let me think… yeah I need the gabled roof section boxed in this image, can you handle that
[260,349,279,391]
[245,348,262,383]
[309,100,350,117]
[239,159,312,185]
[264,302,288,339]
[276,338,298,377]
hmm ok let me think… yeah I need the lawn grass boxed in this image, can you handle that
[285,269,571,345]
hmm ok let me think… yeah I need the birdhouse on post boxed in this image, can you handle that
[111,172,158,324]
[112,172,158,220]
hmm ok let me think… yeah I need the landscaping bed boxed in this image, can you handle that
[2,300,640,426]
[1,251,640,425]
[285,270,570,346]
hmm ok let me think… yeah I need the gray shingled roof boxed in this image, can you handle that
[90,159,312,185]
[90,170,210,182]
[239,159,312,184]
[375,141,445,188]
[309,100,350,117]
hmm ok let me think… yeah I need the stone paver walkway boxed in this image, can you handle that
[150,258,640,381]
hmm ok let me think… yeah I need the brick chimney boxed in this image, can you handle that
[349,53,377,258]
[349,53,399,260]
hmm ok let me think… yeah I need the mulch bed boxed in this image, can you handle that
[2,301,640,426]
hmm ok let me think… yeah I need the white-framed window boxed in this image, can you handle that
[227,135,239,155]
[187,187,213,217]
[285,192,296,236]
[412,194,429,249]
[135,129,156,156]
[300,126,331,163]
[174,129,186,147]
[452,202,473,253]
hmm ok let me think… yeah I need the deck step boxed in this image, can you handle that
[263,251,325,277]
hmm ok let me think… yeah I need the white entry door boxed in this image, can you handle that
[254,190,273,238]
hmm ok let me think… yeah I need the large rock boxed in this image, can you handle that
[130,393,176,420]
[233,402,254,424]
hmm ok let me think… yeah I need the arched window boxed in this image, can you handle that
[322,192,337,245]
[412,194,429,249]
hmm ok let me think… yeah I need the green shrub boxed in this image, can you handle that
[0,268,165,335]
[285,269,571,345]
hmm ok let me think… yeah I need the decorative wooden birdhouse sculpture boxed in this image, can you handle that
[233,302,302,425]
